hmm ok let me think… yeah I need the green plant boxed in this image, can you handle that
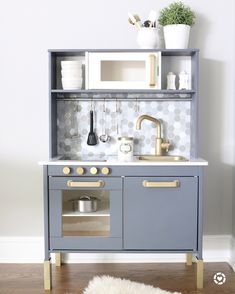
[158,1,196,26]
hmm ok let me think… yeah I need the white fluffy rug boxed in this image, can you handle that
[83,275,181,294]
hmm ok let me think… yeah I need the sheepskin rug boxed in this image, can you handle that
[83,275,181,294]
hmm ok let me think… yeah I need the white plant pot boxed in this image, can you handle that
[137,28,160,49]
[163,24,190,49]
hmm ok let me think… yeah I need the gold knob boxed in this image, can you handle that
[90,167,98,175]
[76,167,85,175]
[101,167,110,175]
[63,167,71,175]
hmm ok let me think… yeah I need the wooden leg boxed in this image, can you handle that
[55,253,62,267]
[44,260,52,290]
[186,253,193,266]
[196,259,204,289]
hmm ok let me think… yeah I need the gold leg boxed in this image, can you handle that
[55,253,62,267]
[186,253,193,266]
[196,259,204,289]
[44,260,52,290]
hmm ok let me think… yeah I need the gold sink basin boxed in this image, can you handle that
[138,155,188,162]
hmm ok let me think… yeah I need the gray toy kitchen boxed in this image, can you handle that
[39,48,208,290]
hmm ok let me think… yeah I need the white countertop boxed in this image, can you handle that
[39,156,208,166]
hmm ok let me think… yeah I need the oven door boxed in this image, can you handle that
[48,177,122,250]
[87,52,161,89]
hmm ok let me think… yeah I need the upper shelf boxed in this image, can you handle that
[50,49,198,98]
[53,90,194,101]
[51,89,195,94]
[49,48,199,57]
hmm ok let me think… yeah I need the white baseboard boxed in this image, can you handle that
[0,235,234,266]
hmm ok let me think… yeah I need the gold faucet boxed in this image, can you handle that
[136,115,171,156]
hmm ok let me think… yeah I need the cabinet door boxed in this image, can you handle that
[87,52,161,89]
[49,177,122,250]
[124,177,198,250]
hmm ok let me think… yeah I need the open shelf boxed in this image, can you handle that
[52,89,195,101]
[51,89,195,94]
[49,48,199,56]
[62,209,110,217]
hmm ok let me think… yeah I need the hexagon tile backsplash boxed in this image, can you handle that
[57,100,191,158]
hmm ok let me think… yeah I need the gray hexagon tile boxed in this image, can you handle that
[57,100,191,157]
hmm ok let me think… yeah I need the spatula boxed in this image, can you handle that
[128,13,142,29]
[87,110,97,145]
[148,10,157,27]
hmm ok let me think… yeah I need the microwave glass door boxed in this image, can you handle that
[101,60,146,82]
[87,52,161,89]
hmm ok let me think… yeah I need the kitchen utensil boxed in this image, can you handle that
[116,99,120,135]
[87,101,97,145]
[134,98,139,113]
[99,100,110,143]
[73,196,99,213]
[148,10,157,27]
[143,20,151,27]
[128,13,142,29]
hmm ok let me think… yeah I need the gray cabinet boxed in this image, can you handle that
[124,177,198,250]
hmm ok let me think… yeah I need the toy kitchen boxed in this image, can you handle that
[39,49,208,290]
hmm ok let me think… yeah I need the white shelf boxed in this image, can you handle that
[62,210,110,217]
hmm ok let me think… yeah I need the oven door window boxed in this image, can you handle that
[62,190,110,237]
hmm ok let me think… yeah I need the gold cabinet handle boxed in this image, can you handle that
[67,180,104,188]
[143,180,180,188]
[149,54,156,87]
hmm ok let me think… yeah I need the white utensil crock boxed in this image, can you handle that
[137,28,159,49]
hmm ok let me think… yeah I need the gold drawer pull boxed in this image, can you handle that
[67,180,104,188]
[143,180,180,188]
[149,54,156,87]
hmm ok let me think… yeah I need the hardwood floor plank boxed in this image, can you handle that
[0,263,234,293]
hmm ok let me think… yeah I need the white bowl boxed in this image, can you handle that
[61,60,82,67]
[61,69,82,78]
[62,77,82,82]
[62,78,82,89]
[61,65,82,70]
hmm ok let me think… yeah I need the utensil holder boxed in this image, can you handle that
[137,28,160,49]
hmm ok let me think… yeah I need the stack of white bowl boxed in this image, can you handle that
[61,60,83,90]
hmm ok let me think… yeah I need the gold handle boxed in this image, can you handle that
[143,180,180,188]
[149,54,156,87]
[67,180,104,188]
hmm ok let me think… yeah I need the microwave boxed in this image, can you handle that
[86,52,161,90]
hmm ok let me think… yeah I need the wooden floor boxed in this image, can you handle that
[0,262,234,294]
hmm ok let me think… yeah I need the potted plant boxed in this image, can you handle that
[158,1,196,49]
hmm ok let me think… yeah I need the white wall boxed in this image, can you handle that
[0,0,234,241]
